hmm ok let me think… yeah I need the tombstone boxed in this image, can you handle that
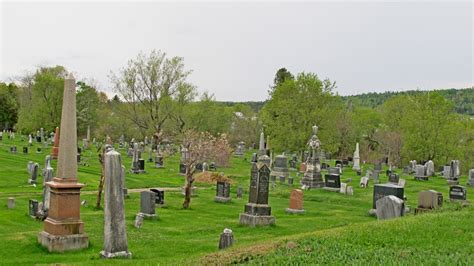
[397,179,406,188]
[235,141,245,156]
[147,148,153,163]
[376,195,404,220]
[239,163,275,226]
[339,183,348,194]
[236,186,243,199]
[10,146,17,153]
[415,190,443,214]
[288,177,294,186]
[100,150,132,259]
[7,197,15,209]
[258,154,271,167]
[28,163,39,184]
[251,153,258,163]
[443,165,451,179]
[370,170,380,184]
[134,213,144,229]
[372,183,404,209]
[38,74,89,252]
[346,186,354,195]
[468,169,474,186]
[271,154,290,180]
[29,199,39,218]
[402,166,410,175]
[41,157,54,218]
[127,148,133,157]
[449,185,467,201]
[131,143,145,174]
[258,131,266,156]
[209,162,217,171]
[299,162,307,173]
[447,160,460,185]
[215,182,231,203]
[179,163,187,175]
[202,162,209,172]
[285,189,305,214]
[138,191,157,219]
[138,159,145,172]
[409,160,417,173]
[324,169,341,192]
[195,162,203,172]
[23,146,28,154]
[414,164,428,181]
[424,160,435,177]
[289,156,297,169]
[218,228,234,250]
[388,173,400,184]
[360,176,369,188]
[342,159,349,167]
[154,152,164,168]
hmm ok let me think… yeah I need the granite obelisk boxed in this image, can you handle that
[38,73,89,252]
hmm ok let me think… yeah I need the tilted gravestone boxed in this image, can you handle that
[286,189,304,214]
[239,163,275,226]
[215,181,231,203]
[376,195,404,220]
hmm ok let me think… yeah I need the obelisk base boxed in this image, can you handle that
[100,250,132,259]
[38,231,89,252]
[51,147,59,159]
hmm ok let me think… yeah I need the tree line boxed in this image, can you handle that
[0,50,472,172]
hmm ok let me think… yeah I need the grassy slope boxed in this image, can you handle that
[0,137,472,265]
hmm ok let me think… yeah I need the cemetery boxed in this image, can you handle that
[0,1,473,265]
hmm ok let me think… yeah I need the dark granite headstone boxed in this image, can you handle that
[138,159,145,171]
[179,163,186,174]
[150,189,165,205]
[23,147,28,154]
[449,185,467,201]
[324,174,341,189]
[29,199,38,218]
[335,160,342,167]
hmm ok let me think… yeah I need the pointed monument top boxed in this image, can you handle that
[67,72,75,80]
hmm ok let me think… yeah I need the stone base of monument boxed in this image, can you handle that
[300,172,324,189]
[130,169,146,174]
[414,175,428,181]
[100,250,132,259]
[323,187,340,192]
[447,180,459,186]
[285,208,305,214]
[414,207,432,215]
[137,212,157,220]
[270,170,289,179]
[239,213,275,227]
[28,179,37,184]
[38,231,89,252]
[214,196,231,203]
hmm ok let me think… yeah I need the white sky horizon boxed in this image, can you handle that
[1,1,472,101]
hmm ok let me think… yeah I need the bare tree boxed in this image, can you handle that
[110,50,195,137]
[181,130,232,209]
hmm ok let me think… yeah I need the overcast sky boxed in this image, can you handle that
[1,1,472,101]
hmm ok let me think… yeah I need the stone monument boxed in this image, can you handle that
[270,154,290,180]
[352,142,360,171]
[300,125,324,189]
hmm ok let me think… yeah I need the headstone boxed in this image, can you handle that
[346,186,354,195]
[7,197,15,209]
[28,163,39,184]
[251,153,258,163]
[139,191,157,218]
[425,160,435,177]
[209,162,217,171]
[150,189,165,206]
[258,154,271,167]
[360,176,369,188]
[372,183,404,209]
[239,163,275,226]
[271,154,289,179]
[100,150,132,259]
[218,228,234,250]
[468,169,474,186]
[258,131,266,156]
[154,152,164,168]
[215,181,231,203]
[388,173,400,184]
[447,160,460,185]
[339,182,347,194]
[285,189,305,214]
[236,186,243,199]
[29,199,39,218]
[299,162,307,173]
[134,213,144,229]
[374,162,382,171]
[370,170,380,184]
[397,179,406,188]
[41,156,54,218]
[449,185,467,201]
[235,141,245,156]
[10,146,17,153]
[202,162,209,172]
[38,74,89,252]
[288,177,294,186]
[147,148,153,162]
[376,195,404,220]
[23,146,28,154]
[443,165,451,179]
[414,164,428,181]
[415,190,443,214]
[324,172,341,192]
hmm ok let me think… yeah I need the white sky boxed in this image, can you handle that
[1,1,473,101]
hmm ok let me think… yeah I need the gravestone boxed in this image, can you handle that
[23,146,28,154]
[258,131,266,156]
[324,170,341,192]
[468,169,474,186]
[41,156,54,218]
[100,150,132,259]
[374,162,382,171]
[202,162,209,172]
[239,163,275,226]
[370,170,380,184]
[376,195,404,220]
[372,183,404,209]
[443,165,451,179]
[209,162,217,171]
[10,146,17,153]
[415,190,443,214]
[155,152,164,168]
[236,186,243,199]
[235,141,245,156]
[7,197,15,209]
[335,160,342,167]
[425,160,435,177]
[398,179,406,188]
[288,177,294,186]
[388,173,400,184]
[360,176,369,188]
[134,213,144,229]
[300,125,324,189]
[449,185,467,201]
[27,161,34,174]
[285,189,305,214]
[215,182,231,203]
[150,189,165,206]
[299,162,307,173]
[251,153,258,163]
[447,160,460,185]
[414,164,428,181]
[258,154,271,167]
[138,159,145,172]
[271,154,289,179]
[28,163,39,184]
[179,162,187,175]
[147,148,153,163]
[139,191,157,219]
[346,186,354,195]
[339,182,347,194]
[218,228,234,250]
[29,199,39,218]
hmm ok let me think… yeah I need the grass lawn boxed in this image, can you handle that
[0,137,472,264]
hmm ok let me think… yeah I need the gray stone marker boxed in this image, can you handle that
[29,199,39,218]
[271,154,289,179]
[41,156,54,218]
[28,163,39,184]
[235,141,245,156]
[415,190,443,214]
[449,185,467,201]
[468,169,474,186]
[388,173,400,184]
[7,197,15,209]
[443,165,451,179]
[447,160,460,185]
[219,228,234,249]
[352,142,361,171]
[425,160,435,177]
[360,176,369,188]
[372,183,404,209]
[215,181,231,203]
[236,186,243,198]
[100,150,132,259]
[139,191,157,219]
[376,195,404,220]
[414,164,428,181]
[239,163,275,226]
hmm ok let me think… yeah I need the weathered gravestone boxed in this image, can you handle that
[449,185,467,201]
[372,183,404,209]
[388,173,400,184]
[339,182,347,194]
[215,181,231,203]
[155,151,164,168]
[40,156,54,218]
[28,163,39,184]
[414,164,428,181]
[468,169,474,186]
[425,160,435,177]
[323,167,341,192]
[352,143,361,171]
[360,176,369,188]
[415,190,443,214]
[398,179,406,188]
[288,177,294,186]
[7,197,15,209]
[239,163,275,226]
[271,154,290,180]
[376,195,404,220]
[235,141,245,156]
[443,165,451,179]
[138,191,157,219]
[219,228,234,250]
[236,186,243,198]
[346,186,354,195]
[100,150,132,259]
[447,160,460,185]
[29,199,39,218]
[251,153,258,163]
[285,189,305,214]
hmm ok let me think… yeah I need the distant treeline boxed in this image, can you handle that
[342,88,474,116]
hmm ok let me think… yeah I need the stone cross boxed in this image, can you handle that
[100,150,132,259]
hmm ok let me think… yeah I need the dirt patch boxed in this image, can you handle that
[194,172,234,184]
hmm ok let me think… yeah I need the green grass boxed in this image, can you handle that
[0,137,472,265]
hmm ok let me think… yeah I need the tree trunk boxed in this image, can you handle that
[182,172,193,209]
[96,152,105,209]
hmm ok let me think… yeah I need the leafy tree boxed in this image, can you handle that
[271,67,294,93]
[76,81,100,138]
[0,82,19,130]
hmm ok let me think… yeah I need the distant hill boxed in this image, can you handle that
[342,88,474,115]
[218,88,473,115]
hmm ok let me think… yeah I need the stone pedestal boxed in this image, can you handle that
[38,179,89,252]
[239,212,275,227]
[301,170,324,189]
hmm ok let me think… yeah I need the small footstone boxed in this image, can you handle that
[134,213,144,229]
[218,228,234,250]
[7,197,15,209]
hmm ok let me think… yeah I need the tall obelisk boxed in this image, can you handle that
[38,73,89,252]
